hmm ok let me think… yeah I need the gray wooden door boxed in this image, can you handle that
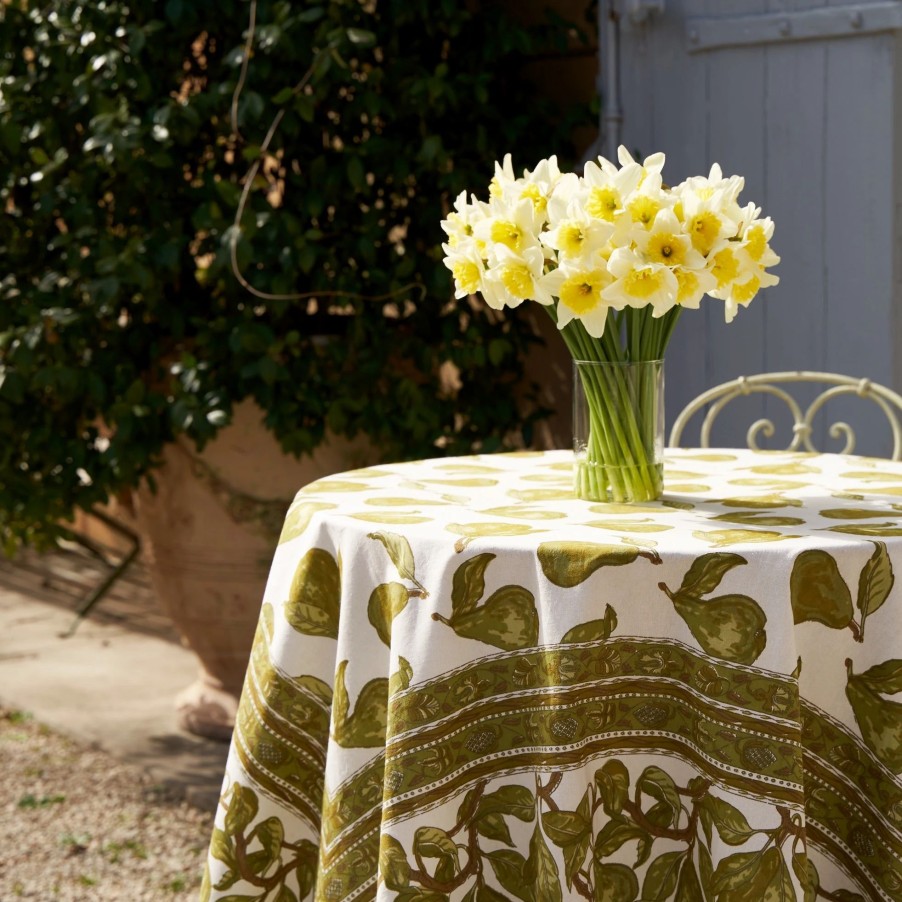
[612,0,902,455]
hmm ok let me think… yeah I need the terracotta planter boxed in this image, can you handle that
[135,401,375,740]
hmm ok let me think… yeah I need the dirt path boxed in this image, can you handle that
[0,707,213,901]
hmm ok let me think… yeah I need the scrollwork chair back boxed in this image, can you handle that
[668,372,902,461]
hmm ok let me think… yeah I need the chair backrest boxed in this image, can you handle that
[668,371,902,460]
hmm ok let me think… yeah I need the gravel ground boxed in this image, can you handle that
[0,707,213,901]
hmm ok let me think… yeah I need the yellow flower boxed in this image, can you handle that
[603,247,680,315]
[541,265,612,337]
[482,245,553,310]
[635,209,704,270]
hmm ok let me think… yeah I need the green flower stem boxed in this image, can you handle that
[569,321,658,499]
[542,304,677,503]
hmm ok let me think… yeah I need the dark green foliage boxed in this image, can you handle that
[0,0,593,549]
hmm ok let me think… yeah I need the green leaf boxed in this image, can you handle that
[562,605,618,643]
[224,785,258,836]
[476,811,514,845]
[347,155,366,192]
[541,810,590,847]
[563,833,591,890]
[478,785,535,822]
[678,552,747,596]
[524,824,561,902]
[284,548,340,638]
[413,826,458,865]
[346,27,377,46]
[675,857,704,902]
[857,541,894,635]
[792,852,819,902]
[249,816,284,862]
[712,847,781,901]
[698,794,755,846]
[595,759,630,817]
[637,766,681,828]
[389,657,413,695]
[451,553,495,616]
[209,828,236,867]
[593,862,638,901]
[379,834,410,890]
[641,850,684,901]
[594,819,647,858]
[487,849,532,901]
[368,531,419,583]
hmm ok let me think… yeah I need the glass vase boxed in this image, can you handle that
[573,359,664,503]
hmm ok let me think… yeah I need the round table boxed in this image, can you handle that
[200,448,902,902]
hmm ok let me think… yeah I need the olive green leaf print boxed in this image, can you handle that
[856,542,894,640]
[561,604,618,643]
[208,783,318,900]
[790,543,893,641]
[332,659,388,748]
[432,553,538,650]
[372,761,821,901]
[278,501,336,545]
[537,542,661,589]
[284,547,340,638]
[658,554,767,664]
[367,531,429,596]
[845,658,902,773]
[388,656,413,696]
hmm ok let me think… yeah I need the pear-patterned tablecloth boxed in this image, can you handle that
[200,449,902,902]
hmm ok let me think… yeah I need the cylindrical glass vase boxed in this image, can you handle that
[573,359,664,503]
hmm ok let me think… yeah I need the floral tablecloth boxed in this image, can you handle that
[200,449,902,902]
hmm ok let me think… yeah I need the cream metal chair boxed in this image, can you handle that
[668,371,902,460]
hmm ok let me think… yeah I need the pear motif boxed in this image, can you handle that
[537,541,660,588]
[790,549,853,628]
[659,553,766,664]
[433,584,538,650]
[433,554,539,650]
[664,589,766,665]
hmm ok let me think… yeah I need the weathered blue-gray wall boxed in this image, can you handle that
[610,0,902,455]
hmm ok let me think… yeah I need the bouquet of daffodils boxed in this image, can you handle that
[440,147,780,502]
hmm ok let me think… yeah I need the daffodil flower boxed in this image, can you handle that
[603,246,680,315]
[582,155,643,224]
[474,198,543,257]
[633,208,705,270]
[540,265,613,337]
[442,242,486,299]
[541,199,613,265]
[482,245,553,310]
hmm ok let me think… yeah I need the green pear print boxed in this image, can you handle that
[659,553,766,664]
[432,552,538,650]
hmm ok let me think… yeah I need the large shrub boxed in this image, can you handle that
[0,0,593,549]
